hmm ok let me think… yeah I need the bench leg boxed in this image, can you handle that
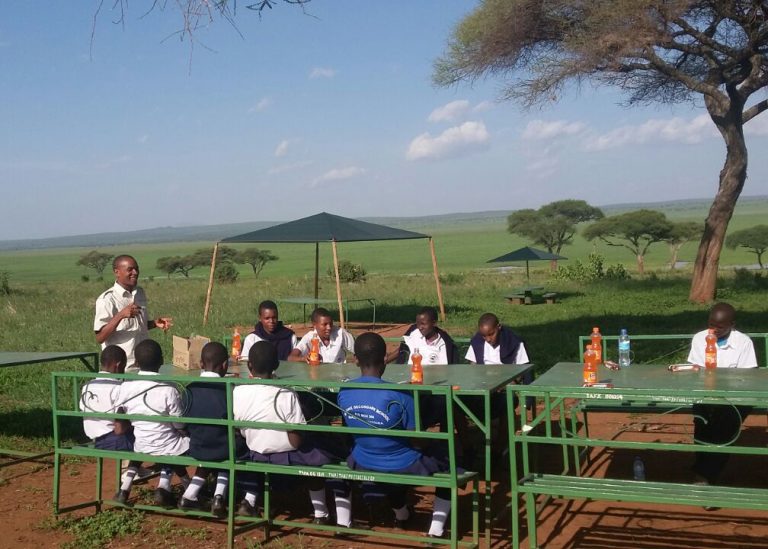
[53,451,61,515]
[227,467,235,549]
[525,491,538,548]
[95,457,103,513]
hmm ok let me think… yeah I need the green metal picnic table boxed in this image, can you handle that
[0,351,98,467]
[164,360,533,547]
[507,362,768,548]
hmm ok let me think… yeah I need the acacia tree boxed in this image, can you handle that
[666,221,704,269]
[238,248,278,278]
[156,255,197,278]
[508,199,603,269]
[727,224,768,267]
[583,210,673,274]
[434,0,768,302]
[76,251,114,280]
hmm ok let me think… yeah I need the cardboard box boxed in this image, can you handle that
[172,335,210,370]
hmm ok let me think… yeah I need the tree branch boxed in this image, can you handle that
[743,98,768,123]
[642,47,725,103]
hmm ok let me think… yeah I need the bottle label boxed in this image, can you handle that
[618,341,630,351]
[583,370,597,385]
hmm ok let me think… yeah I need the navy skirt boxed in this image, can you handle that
[94,431,135,451]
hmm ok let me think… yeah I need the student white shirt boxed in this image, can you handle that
[687,329,757,368]
[241,332,298,360]
[403,331,449,365]
[94,282,149,371]
[233,384,305,453]
[465,341,530,365]
[80,372,122,440]
[118,371,189,456]
[294,328,355,363]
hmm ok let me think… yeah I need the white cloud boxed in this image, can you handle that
[521,119,586,141]
[472,100,493,113]
[406,121,490,161]
[247,97,272,113]
[137,134,149,144]
[585,114,716,151]
[274,139,290,157]
[267,160,313,175]
[745,113,768,136]
[311,166,366,187]
[309,67,337,79]
[428,100,471,123]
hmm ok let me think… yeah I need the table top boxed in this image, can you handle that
[0,351,97,367]
[160,361,532,394]
[521,362,768,400]
[281,297,374,305]
[511,286,544,293]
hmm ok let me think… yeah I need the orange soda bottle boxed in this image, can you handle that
[704,328,717,370]
[583,345,597,385]
[410,348,424,385]
[231,329,242,360]
[590,327,603,364]
[308,335,321,366]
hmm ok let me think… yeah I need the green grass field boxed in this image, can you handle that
[1,199,767,453]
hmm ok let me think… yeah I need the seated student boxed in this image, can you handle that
[288,307,355,364]
[687,302,757,486]
[233,342,347,526]
[179,342,248,517]
[390,306,460,365]
[241,300,297,361]
[337,332,452,539]
[118,339,191,507]
[465,313,529,365]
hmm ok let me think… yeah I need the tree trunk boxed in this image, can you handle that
[689,107,748,303]
[758,251,764,269]
[636,254,645,274]
[668,243,681,270]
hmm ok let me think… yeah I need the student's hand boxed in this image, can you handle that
[155,317,173,331]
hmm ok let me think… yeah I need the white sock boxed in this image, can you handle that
[182,476,206,501]
[393,505,410,521]
[120,467,137,492]
[244,491,257,507]
[214,472,228,497]
[158,470,172,491]
[334,495,352,527]
[428,497,451,537]
[308,488,328,518]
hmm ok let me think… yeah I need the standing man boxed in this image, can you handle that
[94,255,173,372]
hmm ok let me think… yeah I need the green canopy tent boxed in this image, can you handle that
[487,246,567,279]
[203,212,446,327]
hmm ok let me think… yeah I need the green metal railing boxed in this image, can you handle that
[52,371,479,549]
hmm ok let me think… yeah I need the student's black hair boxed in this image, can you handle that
[100,345,127,368]
[311,307,332,323]
[258,300,279,315]
[248,341,279,376]
[354,332,386,367]
[416,306,438,323]
[201,341,228,371]
[478,312,499,327]
[112,254,138,270]
[134,339,163,372]
[710,302,736,321]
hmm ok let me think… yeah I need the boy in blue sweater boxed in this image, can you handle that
[337,332,452,539]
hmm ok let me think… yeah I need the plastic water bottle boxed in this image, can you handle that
[633,456,646,481]
[618,329,631,368]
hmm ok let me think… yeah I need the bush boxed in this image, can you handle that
[728,267,768,290]
[329,260,367,283]
[439,273,466,285]
[0,271,10,295]
[553,252,630,282]
[80,274,90,283]
[215,263,239,284]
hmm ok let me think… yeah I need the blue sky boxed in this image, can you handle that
[1,1,767,240]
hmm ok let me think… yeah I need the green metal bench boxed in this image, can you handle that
[52,371,479,549]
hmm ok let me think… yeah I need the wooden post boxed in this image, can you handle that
[314,242,319,300]
[429,237,446,322]
[331,239,345,329]
[203,242,219,326]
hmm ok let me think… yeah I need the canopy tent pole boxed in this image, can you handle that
[331,239,345,329]
[429,237,446,322]
[314,242,320,300]
[202,242,220,326]
[526,260,530,280]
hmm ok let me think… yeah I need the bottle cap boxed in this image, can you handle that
[620,328,627,335]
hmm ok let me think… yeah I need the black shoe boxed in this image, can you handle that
[394,505,415,529]
[237,499,257,517]
[312,515,331,525]
[113,489,131,505]
[178,497,202,511]
[211,495,226,518]
[154,487,176,508]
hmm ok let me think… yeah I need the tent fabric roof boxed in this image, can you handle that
[221,212,429,243]
[487,246,567,263]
